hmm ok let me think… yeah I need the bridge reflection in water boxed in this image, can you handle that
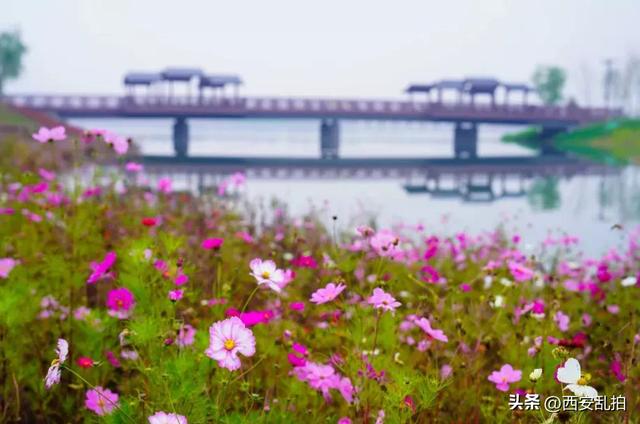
[137,155,618,202]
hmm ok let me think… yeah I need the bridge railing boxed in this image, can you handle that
[1,94,622,123]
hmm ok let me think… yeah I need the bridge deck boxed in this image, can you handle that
[2,95,619,125]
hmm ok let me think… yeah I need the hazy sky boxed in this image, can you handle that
[3,0,639,105]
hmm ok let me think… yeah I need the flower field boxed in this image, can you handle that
[0,128,638,423]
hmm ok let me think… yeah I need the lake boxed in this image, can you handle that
[69,117,640,257]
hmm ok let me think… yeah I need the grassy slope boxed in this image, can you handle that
[502,119,640,164]
[0,103,37,127]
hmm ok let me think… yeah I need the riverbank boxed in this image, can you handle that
[502,119,640,164]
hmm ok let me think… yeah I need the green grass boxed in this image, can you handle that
[0,103,37,127]
[502,119,640,164]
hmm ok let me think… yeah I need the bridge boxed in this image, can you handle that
[0,68,622,159]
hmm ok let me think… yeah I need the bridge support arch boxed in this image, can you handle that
[173,117,189,157]
[320,119,340,159]
[454,122,478,159]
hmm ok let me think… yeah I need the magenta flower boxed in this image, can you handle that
[148,411,188,424]
[157,177,172,194]
[44,338,68,389]
[85,387,119,416]
[201,237,224,250]
[367,287,401,312]
[32,126,66,143]
[487,364,522,392]
[415,317,448,342]
[168,289,184,301]
[0,258,17,279]
[249,258,285,293]
[292,255,318,269]
[177,324,196,347]
[87,252,116,284]
[289,301,305,311]
[310,282,346,305]
[205,317,256,371]
[554,311,570,332]
[225,308,274,327]
[174,271,189,286]
[508,261,534,282]
[106,288,135,319]
[125,162,143,172]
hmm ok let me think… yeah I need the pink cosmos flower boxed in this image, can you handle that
[554,311,570,332]
[157,177,172,194]
[125,162,143,172]
[310,282,346,305]
[367,287,401,312]
[44,338,68,389]
[105,350,121,368]
[148,411,188,424]
[85,387,119,416]
[87,252,116,284]
[293,361,353,402]
[106,288,135,319]
[104,132,129,155]
[32,126,66,143]
[369,229,400,257]
[0,258,17,279]
[278,268,296,290]
[201,237,224,250]
[168,289,184,301]
[338,418,352,424]
[249,258,285,293]
[415,317,448,342]
[38,168,56,181]
[509,261,534,282]
[440,364,453,379]
[177,324,196,347]
[488,364,522,392]
[205,317,256,371]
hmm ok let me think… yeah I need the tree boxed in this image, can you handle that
[0,31,27,96]
[532,65,566,105]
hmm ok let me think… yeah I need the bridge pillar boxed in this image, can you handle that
[173,117,189,157]
[320,118,340,159]
[454,122,478,159]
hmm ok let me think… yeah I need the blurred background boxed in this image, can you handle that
[1,0,640,255]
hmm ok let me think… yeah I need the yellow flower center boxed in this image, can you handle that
[261,271,271,279]
[224,339,236,351]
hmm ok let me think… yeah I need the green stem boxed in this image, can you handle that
[371,310,382,353]
[241,286,260,313]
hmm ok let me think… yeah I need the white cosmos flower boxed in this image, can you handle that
[529,368,542,381]
[621,276,637,287]
[44,338,68,389]
[556,358,598,398]
[249,258,284,293]
[490,295,504,308]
